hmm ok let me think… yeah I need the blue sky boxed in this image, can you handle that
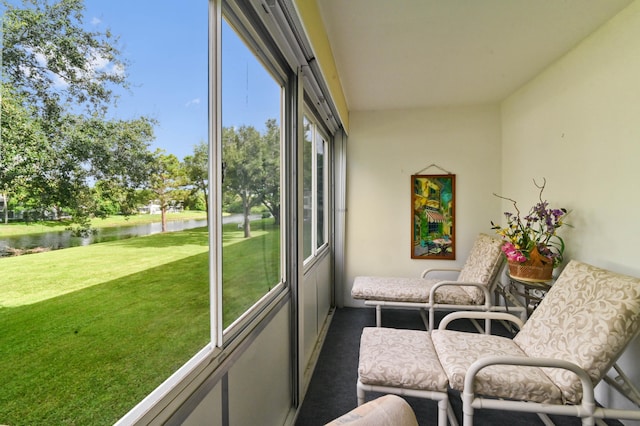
[81,1,281,160]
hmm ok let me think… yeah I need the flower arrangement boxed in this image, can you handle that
[491,179,568,269]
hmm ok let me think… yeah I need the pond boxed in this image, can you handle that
[0,219,209,257]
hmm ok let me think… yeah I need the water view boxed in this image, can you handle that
[0,219,208,256]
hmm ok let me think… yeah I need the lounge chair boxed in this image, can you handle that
[352,233,524,330]
[357,260,640,425]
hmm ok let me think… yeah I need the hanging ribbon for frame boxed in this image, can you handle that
[414,163,453,175]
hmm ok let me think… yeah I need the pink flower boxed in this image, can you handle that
[501,242,527,263]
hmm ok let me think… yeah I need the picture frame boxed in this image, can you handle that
[411,174,456,259]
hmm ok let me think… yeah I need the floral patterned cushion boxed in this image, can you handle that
[457,234,504,303]
[358,327,448,392]
[351,276,473,304]
[431,329,563,403]
[324,394,418,426]
[351,234,502,305]
[513,260,640,404]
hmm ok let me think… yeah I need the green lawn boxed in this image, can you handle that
[0,218,280,425]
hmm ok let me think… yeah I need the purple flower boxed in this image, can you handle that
[491,182,569,268]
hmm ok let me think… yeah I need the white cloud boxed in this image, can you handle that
[185,98,201,107]
[86,48,126,78]
[21,44,124,90]
[91,17,102,26]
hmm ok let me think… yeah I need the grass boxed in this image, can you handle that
[221,220,281,324]
[0,210,208,237]
[0,218,280,425]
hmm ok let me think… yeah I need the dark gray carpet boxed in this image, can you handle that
[294,307,621,426]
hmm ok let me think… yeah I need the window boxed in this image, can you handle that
[0,1,210,424]
[316,130,327,249]
[2,0,342,421]
[303,116,313,259]
[220,19,284,331]
[303,114,329,263]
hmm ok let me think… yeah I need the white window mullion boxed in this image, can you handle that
[210,0,223,348]
[311,124,318,254]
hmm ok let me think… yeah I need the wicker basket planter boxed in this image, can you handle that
[508,247,553,282]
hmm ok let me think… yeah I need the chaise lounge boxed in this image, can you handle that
[357,260,640,425]
[352,233,525,330]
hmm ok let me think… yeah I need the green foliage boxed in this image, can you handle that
[2,0,127,118]
[180,190,206,211]
[183,140,209,218]
[259,118,281,225]
[1,0,156,228]
[148,150,185,231]
[0,83,49,223]
[222,120,280,236]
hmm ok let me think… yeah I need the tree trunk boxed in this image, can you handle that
[243,203,251,238]
[203,187,209,224]
[2,194,8,224]
[161,206,167,232]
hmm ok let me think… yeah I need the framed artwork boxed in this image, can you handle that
[411,174,456,259]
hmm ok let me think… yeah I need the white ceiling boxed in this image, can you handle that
[316,0,633,111]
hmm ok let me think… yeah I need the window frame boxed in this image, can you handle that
[116,0,342,421]
[302,109,330,267]
[216,2,291,345]
[119,5,295,421]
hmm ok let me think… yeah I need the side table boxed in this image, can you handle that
[506,275,553,317]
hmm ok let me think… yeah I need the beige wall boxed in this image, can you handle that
[501,0,640,275]
[344,105,503,305]
[501,0,640,414]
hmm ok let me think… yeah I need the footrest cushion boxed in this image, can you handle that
[358,327,448,391]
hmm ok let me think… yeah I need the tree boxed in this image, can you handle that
[2,0,127,122]
[222,125,265,238]
[257,119,280,225]
[81,116,157,214]
[148,150,184,232]
[0,83,50,223]
[12,113,156,226]
[183,140,209,220]
[1,0,156,226]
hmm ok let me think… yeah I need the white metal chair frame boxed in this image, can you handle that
[364,264,527,331]
[358,261,640,426]
[444,312,640,426]
[352,234,527,332]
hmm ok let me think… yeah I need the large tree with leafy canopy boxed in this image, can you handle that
[258,118,280,225]
[223,125,263,238]
[222,121,280,238]
[2,0,128,119]
[1,0,156,226]
[183,140,209,220]
[148,150,184,232]
[0,83,50,223]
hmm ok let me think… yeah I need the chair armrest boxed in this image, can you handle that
[429,281,493,306]
[438,311,525,330]
[462,356,596,412]
[421,268,461,278]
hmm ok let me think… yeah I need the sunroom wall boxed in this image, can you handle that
[343,104,503,306]
[500,0,640,415]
